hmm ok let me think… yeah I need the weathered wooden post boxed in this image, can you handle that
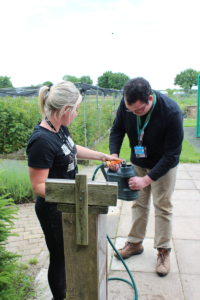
[45,174,118,300]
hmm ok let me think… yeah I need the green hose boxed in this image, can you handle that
[92,164,138,300]
[107,235,138,300]
[92,163,104,181]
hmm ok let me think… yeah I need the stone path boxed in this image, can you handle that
[6,163,200,300]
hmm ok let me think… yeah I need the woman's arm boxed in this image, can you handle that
[76,145,118,162]
[28,167,49,198]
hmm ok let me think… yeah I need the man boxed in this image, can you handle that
[109,77,183,277]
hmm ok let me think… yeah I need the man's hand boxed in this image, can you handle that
[128,175,153,190]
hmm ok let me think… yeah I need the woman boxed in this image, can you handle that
[26,81,117,300]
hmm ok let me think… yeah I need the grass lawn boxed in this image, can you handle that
[94,134,200,164]
[183,119,197,127]
[180,140,200,163]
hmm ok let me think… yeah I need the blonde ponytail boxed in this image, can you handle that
[38,86,49,116]
[38,81,82,119]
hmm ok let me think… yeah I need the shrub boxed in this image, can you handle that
[0,182,36,299]
[0,97,41,154]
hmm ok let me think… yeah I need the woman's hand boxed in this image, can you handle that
[128,175,153,190]
[106,153,121,172]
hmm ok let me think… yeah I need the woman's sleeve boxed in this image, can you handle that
[27,138,55,169]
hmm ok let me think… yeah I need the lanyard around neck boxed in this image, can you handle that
[137,94,156,140]
[45,117,73,151]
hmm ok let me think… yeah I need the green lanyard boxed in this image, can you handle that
[137,94,156,144]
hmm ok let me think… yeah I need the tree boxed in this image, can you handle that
[97,71,113,89]
[79,76,93,84]
[43,81,53,86]
[97,71,130,90]
[174,68,200,90]
[0,76,13,88]
[108,72,130,90]
[62,75,93,84]
[62,75,80,83]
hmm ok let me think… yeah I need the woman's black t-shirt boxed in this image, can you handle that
[26,123,77,180]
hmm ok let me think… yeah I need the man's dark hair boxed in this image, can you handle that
[123,77,152,105]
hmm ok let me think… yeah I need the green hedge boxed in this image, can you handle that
[0,97,116,154]
[0,97,41,154]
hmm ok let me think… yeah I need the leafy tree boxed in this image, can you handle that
[0,76,13,88]
[97,71,130,90]
[62,75,80,83]
[174,68,200,90]
[79,76,93,84]
[62,75,93,84]
[97,71,113,89]
[108,72,130,90]
[43,81,53,86]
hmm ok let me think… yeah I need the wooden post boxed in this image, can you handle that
[45,174,118,300]
[75,174,88,245]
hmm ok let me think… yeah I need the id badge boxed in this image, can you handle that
[134,145,147,158]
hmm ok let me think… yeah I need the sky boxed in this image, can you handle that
[0,0,199,90]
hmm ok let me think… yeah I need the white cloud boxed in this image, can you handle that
[0,0,199,89]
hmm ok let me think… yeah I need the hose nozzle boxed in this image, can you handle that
[121,159,127,167]
[103,159,123,168]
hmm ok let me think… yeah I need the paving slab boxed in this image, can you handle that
[173,217,200,239]
[121,200,132,215]
[173,239,200,274]
[108,271,184,300]
[35,268,53,300]
[177,163,187,171]
[184,164,200,172]
[180,274,200,300]
[175,179,197,190]
[172,189,200,201]
[193,180,200,189]
[107,215,121,238]
[107,239,115,273]
[108,201,122,216]
[173,200,200,217]
[188,171,200,179]
[176,171,192,179]
[111,238,178,273]
[107,200,123,238]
